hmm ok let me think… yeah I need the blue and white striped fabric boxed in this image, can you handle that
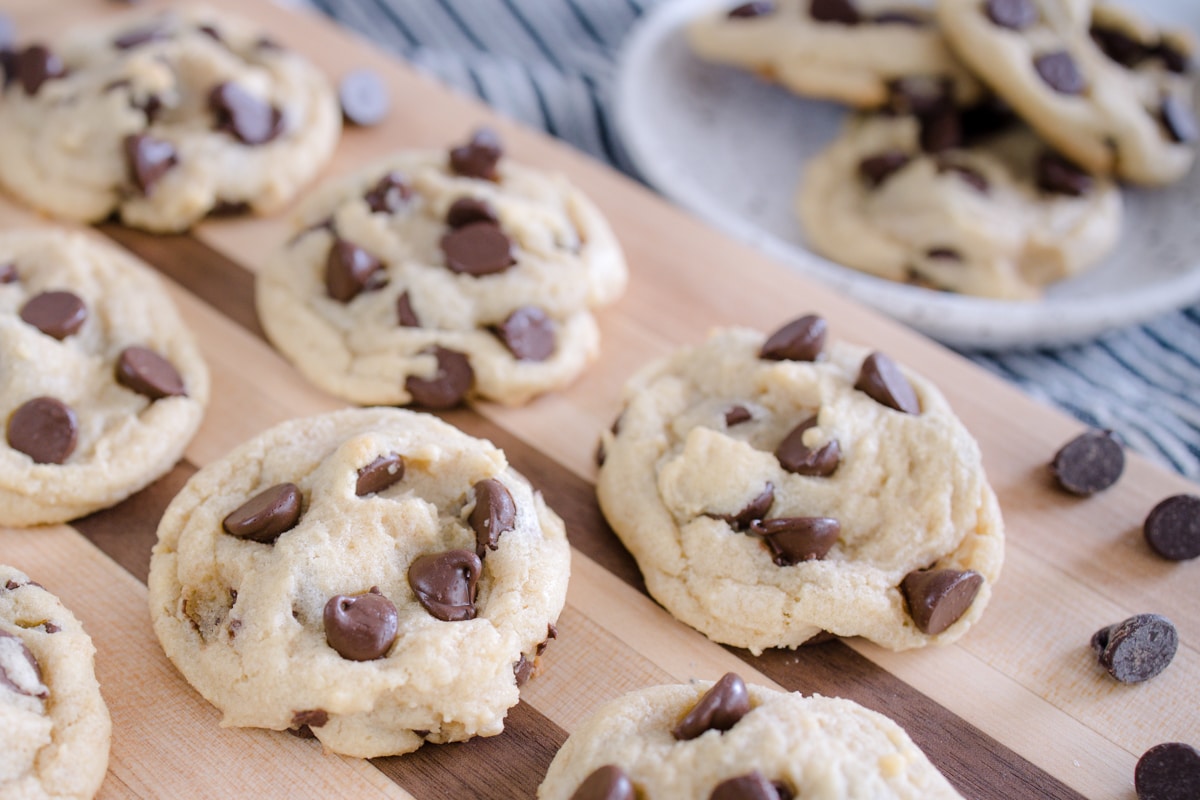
[307,0,1200,480]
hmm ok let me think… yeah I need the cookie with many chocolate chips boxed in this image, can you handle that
[0,229,209,526]
[147,407,570,758]
[0,5,339,231]
[537,674,964,799]
[595,315,1004,653]
[256,129,628,407]
[1,565,111,800]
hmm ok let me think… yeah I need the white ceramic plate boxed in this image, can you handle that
[614,0,1200,349]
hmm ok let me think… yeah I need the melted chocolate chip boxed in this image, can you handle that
[1091,613,1178,683]
[7,397,77,464]
[0,263,16,283]
[984,0,1037,30]
[325,239,385,302]
[446,197,499,229]
[1050,429,1124,495]
[727,1,774,18]
[809,0,859,25]
[775,418,840,476]
[221,483,302,543]
[113,23,170,49]
[324,588,399,661]
[494,306,555,361]
[1135,742,1200,800]
[760,314,826,361]
[855,352,920,414]
[1143,494,1200,561]
[1090,26,1149,68]
[570,765,635,800]
[1034,51,1087,95]
[858,151,911,188]
[1161,95,1198,144]
[672,673,751,740]
[405,346,474,408]
[920,109,962,154]
[901,568,983,635]
[291,709,329,728]
[440,221,516,276]
[15,45,65,95]
[116,346,186,399]
[1036,151,1093,196]
[715,482,774,531]
[396,291,421,328]
[469,478,516,556]
[338,68,389,126]
[408,549,482,621]
[450,128,503,180]
[710,771,780,800]
[20,290,86,340]
[725,405,752,426]
[363,171,412,214]
[750,517,840,565]
[209,82,284,145]
[0,629,47,698]
[356,453,405,496]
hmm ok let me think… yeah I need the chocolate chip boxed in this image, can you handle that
[1089,26,1149,68]
[0,629,47,698]
[715,482,774,531]
[356,453,405,496]
[1156,42,1190,74]
[396,291,420,328]
[207,199,250,218]
[725,405,752,426]
[858,151,910,188]
[901,568,983,635]
[20,290,87,340]
[113,23,169,49]
[450,128,503,181]
[920,109,962,154]
[960,99,1019,143]
[750,517,840,566]
[1135,742,1200,800]
[886,76,953,116]
[938,161,989,193]
[0,49,14,88]
[325,239,385,302]
[408,549,482,621]
[494,306,555,361]
[760,314,826,361]
[1143,494,1200,561]
[855,352,920,414]
[405,346,474,408]
[984,0,1037,30]
[727,1,774,18]
[209,82,284,145]
[197,24,223,43]
[570,765,635,800]
[809,0,860,25]
[446,197,499,229]
[871,11,925,26]
[1161,95,1198,144]
[925,247,962,261]
[291,709,329,729]
[672,672,751,741]
[440,221,516,276]
[1036,151,1093,196]
[324,588,399,661]
[469,478,516,556]
[221,483,302,543]
[710,771,780,800]
[1034,51,1087,95]
[14,45,65,95]
[7,397,77,464]
[363,171,412,214]
[775,418,840,476]
[514,654,534,686]
[286,725,318,740]
[1092,613,1178,683]
[116,346,186,399]
[338,68,389,126]
[0,263,15,283]
[1050,429,1124,495]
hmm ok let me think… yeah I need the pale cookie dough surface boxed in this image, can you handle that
[0,4,340,232]
[0,230,209,527]
[1,566,112,800]
[687,0,981,108]
[256,137,628,407]
[538,678,963,799]
[595,321,1004,654]
[148,407,571,758]
[798,112,1122,299]
[937,0,1197,185]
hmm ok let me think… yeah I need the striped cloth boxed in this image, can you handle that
[306,0,1200,480]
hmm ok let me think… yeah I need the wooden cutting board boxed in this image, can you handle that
[2,1,1197,798]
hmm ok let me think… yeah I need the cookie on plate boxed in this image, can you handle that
[537,672,963,799]
[256,128,628,407]
[147,407,570,758]
[798,102,1122,298]
[1,566,112,800]
[595,314,1004,654]
[0,229,209,526]
[937,0,1197,185]
[0,5,340,232]
[687,0,981,108]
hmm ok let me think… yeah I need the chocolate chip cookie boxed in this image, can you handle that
[147,407,570,758]
[0,5,340,231]
[0,229,209,526]
[595,315,1004,654]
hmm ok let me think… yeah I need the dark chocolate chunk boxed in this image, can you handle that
[1161,95,1198,144]
[408,549,482,621]
[494,306,555,361]
[469,478,517,556]
[727,2,774,19]
[1143,494,1200,561]
[116,346,186,399]
[920,109,962,154]
[325,239,385,302]
[751,517,840,565]
[724,405,752,427]
[760,314,826,361]
[291,709,329,729]
[715,482,774,531]
[858,151,911,188]
[0,263,14,283]
[440,221,516,276]
[450,128,503,181]
[1135,742,1200,800]
[396,291,420,328]
[338,68,389,126]
[355,453,405,496]
[446,197,499,229]
[809,0,859,25]
[1050,429,1124,495]
[363,171,412,214]
[1091,613,1178,683]
[405,346,474,409]
[984,0,1038,30]
[570,765,635,800]
[19,291,87,340]
[901,568,983,635]
[0,629,47,698]
[323,588,399,661]
[855,352,920,414]
[1036,151,1093,196]
[775,417,840,476]
[672,672,751,740]
[959,98,1019,143]
[14,45,65,95]
[209,81,284,145]
[7,397,77,464]
[113,23,169,50]
[710,771,780,800]
[1034,51,1087,95]
[1089,26,1149,68]
[938,161,989,193]
[221,483,302,543]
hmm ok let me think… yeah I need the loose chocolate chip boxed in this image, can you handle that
[1143,494,1200,561]
[1156,42,1190,74]
[0,629,47,698]
[222,483,302,543]
[469,478,517,556]
[725,405,752,426]
[116,346,186,399]
[514,654,534,686]
[871,11,925,26]
[727,1,774,18]
[855,352,920,414]
[715,482,774,531]
[886,76,953,116]
[925,247,962,261]
[938,161,989,193]
[1034,51,1087,95]
[20,291,87,340]
[901,568,983,635]
[1091,613,1178,683]
[570,765,635,800]
[209,82,284,145]
[396,291,420,328]
[446,197,499,229]
[325,239,385,302]
[324,588,399,661]
[760,314,826,361]
[7,397,77,464]
[440,221,516,276]
[0,263,15,283]
[1050,429,1124,495]
[858,151,911,188]
[775,418,840,476]
[356,453,405,496]
[494,306,555,361]
[338,68,389,126]
[751,517,840,566]
[363,171,412,214]
[408,549,482,621]
[672,672,751,741]
[450,128,503,181]
[1161,96,1198,144]
[920,109,962,154]
[984,0,1037,30]
[405,346,474,409]
[809,0,859,25]
[1135,742,1200,800]
[1036,151,1093,196]
[113,23,170,49]
[15,45,65,95]
[1089,26,1149,68]
[291,709,329,729]
[710,771,780,800]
